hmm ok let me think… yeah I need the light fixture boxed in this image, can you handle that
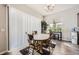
[44,4,55,12]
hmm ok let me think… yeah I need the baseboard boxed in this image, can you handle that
[61,40,71,42]
[0,50,8,55]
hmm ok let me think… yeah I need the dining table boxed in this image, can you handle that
[33,34,50,53]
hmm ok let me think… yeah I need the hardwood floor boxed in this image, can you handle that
[3,40,79,55]
[53,40,79,55]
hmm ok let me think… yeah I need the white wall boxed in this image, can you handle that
[45,6,79,41]
[9,7,41,50]
[9,4,42,19]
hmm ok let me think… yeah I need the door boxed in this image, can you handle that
[0,5,8,54]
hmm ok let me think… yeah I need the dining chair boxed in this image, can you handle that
[49,43,56,55]
[27,34,40,55]
[27,34,35,54]
[19,33,34,55]
[42,38,56,55]
[28,34,34,44]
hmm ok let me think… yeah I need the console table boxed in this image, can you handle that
[53,32,62,40]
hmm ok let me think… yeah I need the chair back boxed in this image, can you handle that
[28,34,33,40]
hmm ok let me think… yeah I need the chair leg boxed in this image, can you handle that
[32,48,34,55]
[49,47,52,55]
[51,48,54,55]
[49,47,50,52]
[32,44,35,55]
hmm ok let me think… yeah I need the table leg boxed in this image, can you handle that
[39,41,43,53]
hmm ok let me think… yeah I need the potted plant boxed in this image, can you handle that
[41,20,48,33]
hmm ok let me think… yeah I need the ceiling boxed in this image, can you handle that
[26,4,79,16]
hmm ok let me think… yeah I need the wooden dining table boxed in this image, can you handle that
[33,34,50,53]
